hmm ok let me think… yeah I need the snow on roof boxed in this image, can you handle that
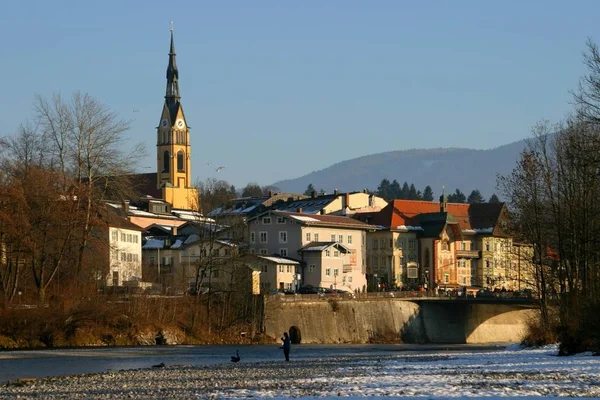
[473,227,494,234]
[395,225,424,232]
[184,234,200,245]
[257,256,300,264]
[291,215,319,222]
[142,238,164,249]
[170,239,184,249]
[302,244,331,251]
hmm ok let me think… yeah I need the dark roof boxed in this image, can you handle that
[298,241,352,253]
[267,211,375,230]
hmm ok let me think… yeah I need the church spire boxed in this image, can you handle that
[166,21,180,107]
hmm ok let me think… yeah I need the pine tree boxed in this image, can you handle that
[488,193,501,203]
[447,188,466,203]
[377,178,392,201]
[423,186,434,201]
[467,189,484,204]
[303,183,315,196]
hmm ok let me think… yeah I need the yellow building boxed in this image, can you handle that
[155,27,198,210]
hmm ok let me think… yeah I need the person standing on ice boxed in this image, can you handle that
[281,332,291,361]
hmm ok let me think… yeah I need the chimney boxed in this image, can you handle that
[268,190,273,197]
[172,226,178,236]
[297,207,303,213]
[122,200,130,213]
[320,209,325,215]
[334,189,338,196]
[311,191,317,199]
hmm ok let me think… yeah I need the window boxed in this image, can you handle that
[334,269,339,276]
[381,256,386,267]
[262,265,268,272]
[380,239,385,248]
[325,249,331,257]
[347,235,352,244]
[444,274,449,283]
[121,233,126,241]
[279,265,284,272]
[250,248,256,254]
[314,233,319,241]
[372,255,378,267]
[134,236,138,244]
[250,232,256,243]
[112,231,118,241]
[389,238,393,248]
[348,276,353,282]
[112,251,118,261]
[121,252,126,261]
[485,242,490,251]
[399,238,404,249]
[259,249,268,255]
[263,217,271,225]
[280,249,288,257]
[442,241,449,251]
[286,265,291,273]
[409,239,415,250]
[462,276,467,284]
[309,264,315,272]
[459,260,465,268]
[334,250,339,257]
[177,151,185,171]
[277,217,286,224]
[494,243,498,251]
[128,234,132,242]
[338,234,343,243]
[373,239,378,249]
[259,232,268,243]
[279,231,287,243]
[331,234,336,242]
[325,268,331,276]
[306,232,311,242]
[461,242,466,250]
[163,150,170,172]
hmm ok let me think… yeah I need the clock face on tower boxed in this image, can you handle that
[161,119,169,128]
[176,119,185,129]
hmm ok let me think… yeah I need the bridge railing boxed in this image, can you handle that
[268,290,536,302]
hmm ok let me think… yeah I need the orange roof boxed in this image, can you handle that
[357,200,505,233]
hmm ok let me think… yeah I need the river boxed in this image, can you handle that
[0,343,506,384]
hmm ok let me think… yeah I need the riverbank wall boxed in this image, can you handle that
[264,297,537,344]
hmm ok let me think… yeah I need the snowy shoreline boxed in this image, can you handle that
[3,346,600,399]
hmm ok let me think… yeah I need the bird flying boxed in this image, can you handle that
[215,166,225,172]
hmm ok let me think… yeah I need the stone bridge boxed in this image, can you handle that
[263,296,538,344]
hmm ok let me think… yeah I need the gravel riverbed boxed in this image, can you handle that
[2,349,600,399]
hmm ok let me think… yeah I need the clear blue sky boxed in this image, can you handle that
[1,1,597,189]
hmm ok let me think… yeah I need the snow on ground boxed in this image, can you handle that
[2,344,600,399]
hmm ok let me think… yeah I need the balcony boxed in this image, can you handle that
[456,249,481,259]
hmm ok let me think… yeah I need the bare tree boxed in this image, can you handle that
[34,92,145,277]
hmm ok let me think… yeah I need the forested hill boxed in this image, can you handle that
[272,138,528,199]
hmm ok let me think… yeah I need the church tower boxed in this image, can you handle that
[156,25,198,210]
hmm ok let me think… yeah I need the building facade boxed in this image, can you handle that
[247,210,374,292]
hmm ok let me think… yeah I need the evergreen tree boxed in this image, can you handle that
[488,193,501,203]
[400,182,410,199]
[423,186,434,201]
[467,189,485,204]
[303,183,315,196]
[241,182,263,197]
[408,183,422,200]
[447,188,466,203]
[390,179,401,199]
[377,178,392,201]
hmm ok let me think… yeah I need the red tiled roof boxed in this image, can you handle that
[356,200,506,233]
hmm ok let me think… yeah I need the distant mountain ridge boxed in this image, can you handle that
[272,138,528,199]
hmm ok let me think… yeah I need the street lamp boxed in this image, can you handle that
[373,273,378,292]
[18,291,22,306]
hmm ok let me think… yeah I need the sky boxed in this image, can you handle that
[1,1,599,189]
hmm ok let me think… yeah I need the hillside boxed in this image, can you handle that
[272,138,528,199]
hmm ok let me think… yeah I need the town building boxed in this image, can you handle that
[247,210,375,292]
[355,196,529,292]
